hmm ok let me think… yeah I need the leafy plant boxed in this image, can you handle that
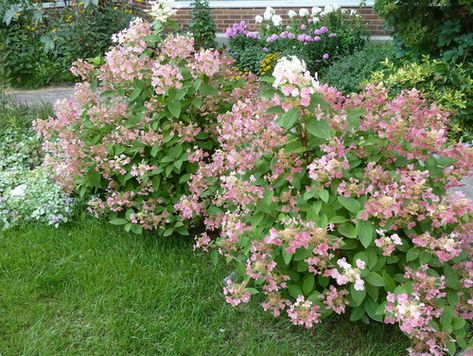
[188,0,216,49]
[0,103,75,229]
[0,0,133,87]
[321,44,394,94]
[374,0,473,62]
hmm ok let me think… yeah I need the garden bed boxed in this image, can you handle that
[1,1,472,355]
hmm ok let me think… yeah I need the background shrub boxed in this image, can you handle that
[374,0,472,62]
[321,43,394,94]
[0,0,132,87]
[188,0,216,49]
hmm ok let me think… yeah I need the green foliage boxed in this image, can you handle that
[317,8,370,58]
[374,0,473,62]
[368,57,473,140]
[189,0,216,49]
[0,0,133,87]
[321,44,394,94]
[373,1,473,142]
[234,45,266,74]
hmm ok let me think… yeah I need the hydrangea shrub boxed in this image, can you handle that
[180,56,473,355]
[36,16,252,236]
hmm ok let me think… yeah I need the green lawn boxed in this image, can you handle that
[0,219,408,355]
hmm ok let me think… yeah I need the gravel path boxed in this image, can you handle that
[3,85,472,199]
[452,175,473,201]
[5,85,74,106]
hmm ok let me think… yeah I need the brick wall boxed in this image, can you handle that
[131,2,389,37]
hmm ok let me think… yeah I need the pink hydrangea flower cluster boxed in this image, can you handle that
[325,258,366,291]
[374,229,402,256]
[287,296,321,328]
[385,293,447,356]
[160,34,194,59]
[111,17,151,53]
[188,49,222,78]
[151,62,184,94]
[323,285,349,314]
[223,280,251,306]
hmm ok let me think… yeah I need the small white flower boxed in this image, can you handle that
[311,7,322,16]
[146,0,176,23]
[390,233,403,245]
[322,4,338,15]
[299,8,309,17]
[255,15,263,23]
[263,6,275,20]
[350,9,357,16]
[287,10,297,18]
[355,259,365,270]
[271,14,282,26]
[10,184,27,197]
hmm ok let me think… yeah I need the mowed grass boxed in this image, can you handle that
[0,219,408,355]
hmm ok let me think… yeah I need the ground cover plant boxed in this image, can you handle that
[0,0,133,87]
[225,5,369,75]
[0,103,74,229]
[179,56,473,355]
[36,11,254,236]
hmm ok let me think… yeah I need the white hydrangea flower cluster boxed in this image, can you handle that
[272,56,319,91]
[146,0,177,24]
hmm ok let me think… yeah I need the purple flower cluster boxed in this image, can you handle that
[246,31,260,40]
[313,26,329,35]
[265,28,334,46]
[266,34,279,43]
[280,31,296,40]
[225,21,248,38]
